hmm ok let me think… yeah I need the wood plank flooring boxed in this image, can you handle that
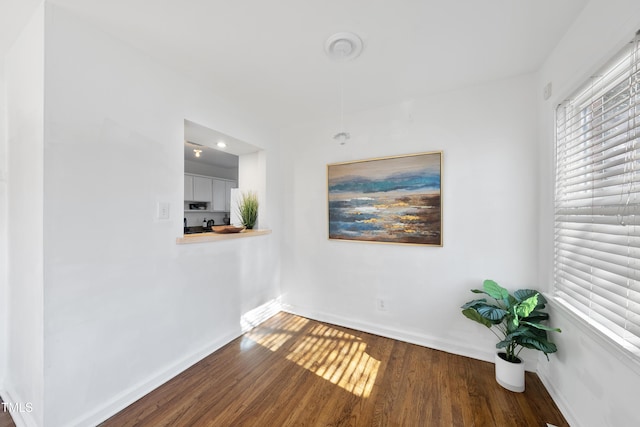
[0,398,16,427]
[101,312,568,426]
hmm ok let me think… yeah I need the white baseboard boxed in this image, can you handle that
[70,301,281,427]
[281,304,539,372]
[68,330,241,427]
[537,368,578,427]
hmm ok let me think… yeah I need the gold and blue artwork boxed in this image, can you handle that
[328,151,442,246]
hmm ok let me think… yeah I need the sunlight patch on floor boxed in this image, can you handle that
[246,317,380,397]
[285,324,380,398]
[245,314,309,352]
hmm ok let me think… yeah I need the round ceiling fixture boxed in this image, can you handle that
[324,32,364,62]
[333,132,350,145]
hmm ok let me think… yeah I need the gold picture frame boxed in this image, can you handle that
[327,151,442,246]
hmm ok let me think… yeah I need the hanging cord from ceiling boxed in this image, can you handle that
[324,32,363,145]
[334,65,350,145]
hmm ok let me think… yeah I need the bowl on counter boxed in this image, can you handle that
[211,225,245,234]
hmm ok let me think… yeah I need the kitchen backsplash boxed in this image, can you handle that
[184,211,229,228]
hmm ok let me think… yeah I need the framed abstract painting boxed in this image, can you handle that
[328,151,442,246]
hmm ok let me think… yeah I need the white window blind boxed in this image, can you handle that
[555,32,640,356]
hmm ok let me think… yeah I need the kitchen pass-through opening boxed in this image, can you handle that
[183,119,265,234]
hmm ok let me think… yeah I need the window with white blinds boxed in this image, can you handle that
[555,32,640,356]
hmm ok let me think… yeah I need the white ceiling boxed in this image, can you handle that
[184,141,238,170]
[3,0,588,128]
[184,119,259,169]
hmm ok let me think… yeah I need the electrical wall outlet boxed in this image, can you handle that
[377,298,386,311]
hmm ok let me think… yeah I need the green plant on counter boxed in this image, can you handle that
[461,279,561,362]
[237,190,258,229]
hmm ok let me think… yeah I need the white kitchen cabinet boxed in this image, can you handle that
[211,179,237,212]
[185,173,236,211]
[184,174,194,201]
[193,176,213,202]
[211,179,226,211]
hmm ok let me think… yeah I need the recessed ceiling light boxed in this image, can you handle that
[217,141,227,148]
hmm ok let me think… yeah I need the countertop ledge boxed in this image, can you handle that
[176,229,272,244]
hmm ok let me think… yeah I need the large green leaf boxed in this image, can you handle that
[476,305,509,322]
[521,320,562,333]
[535,292,548,306]
[515,335,558,355]
[513,289,536,302]
[529,327,547,337]
[503,328,529,340]
[515,294,538,318]
[496,339,510,349]
[462,301,509,323]
[497,328,532,351]
[514,288,548,308]
[462,308,493,328]
[460,298,487,310]
[523,310,549,323]
[507,316,520,332]
[483,280,510,301]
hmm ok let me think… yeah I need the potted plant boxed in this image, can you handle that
[237,190,259,229]
[461,279,561,392]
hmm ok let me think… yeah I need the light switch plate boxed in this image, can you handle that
[157,202,170,220]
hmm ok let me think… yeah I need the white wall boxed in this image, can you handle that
[280,75,540,367]
[536,1,640,426]
[4,3,45,426]
[0,57,6,393]
[39,4,281,426]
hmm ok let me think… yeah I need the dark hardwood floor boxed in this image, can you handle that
[0,398,16,427]
[101,312,567,426]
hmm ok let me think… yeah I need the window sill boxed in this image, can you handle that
[546,293,640,376]
[176,228,272,244]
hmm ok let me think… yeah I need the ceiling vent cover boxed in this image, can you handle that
[324,32,363,62]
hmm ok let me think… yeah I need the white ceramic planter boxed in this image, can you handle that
[495,352,525,392]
